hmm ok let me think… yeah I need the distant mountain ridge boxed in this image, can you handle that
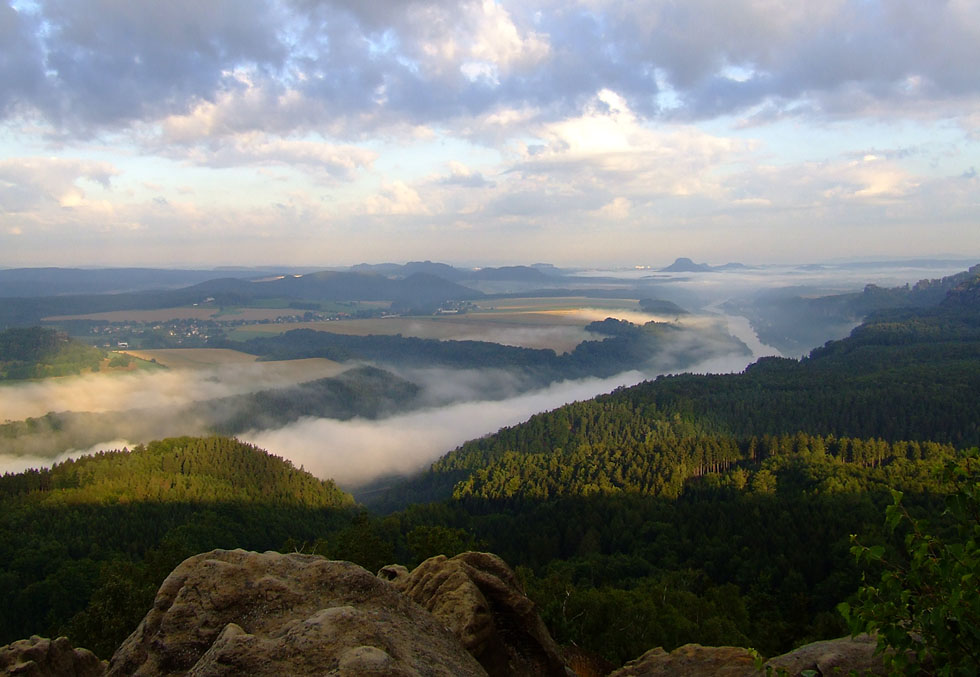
[0,270,484,327]
[350,261,564,283]
[659,257,747,273]
[0,267,309,298]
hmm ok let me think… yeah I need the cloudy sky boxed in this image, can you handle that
[1,0,978,268]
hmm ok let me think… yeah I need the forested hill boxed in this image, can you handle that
[356,273,980,664]
[378,270,980,507]
[735,263,980,355]
[0,437,358,654]
[0,436,353,508]
[0,326,105,380]
[232,317,747,386]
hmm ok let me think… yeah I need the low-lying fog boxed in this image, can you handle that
[2,259,972,487]
[0,359,348,422]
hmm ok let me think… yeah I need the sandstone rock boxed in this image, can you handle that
[386,551,568,677]
[0,635,105,677]
[608,644,760,677]
[765,634,889,676]
[107,549,486,677]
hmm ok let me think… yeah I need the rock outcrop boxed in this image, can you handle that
[0,550,898,677]
[381,551,568,677]
[765,634,889,676]
[608,644,760,677]
[106,549,486,677]
[0,635,105,677]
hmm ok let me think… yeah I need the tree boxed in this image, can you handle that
[839,453,980,676]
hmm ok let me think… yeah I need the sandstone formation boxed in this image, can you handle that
[382,551,569,677]
[0,635,105,677]
[0,550,901,677]
[765,634,889,676]
[607,644,760,677]
[106,549,487,677]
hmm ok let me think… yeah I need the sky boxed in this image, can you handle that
[1,0,978,268]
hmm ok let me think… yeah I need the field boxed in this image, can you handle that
[225,297,649,353]
[120,348,346,380]
[43,296,661,353]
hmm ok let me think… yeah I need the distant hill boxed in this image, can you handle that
[0,270,484,328]
[658,258,746,273]
[349,261,561,284]
[0,267,281,297]
[733,263,980,355]
[639,298,689,315]
[351,261,464,281]
[190,270,482,307]
[660,257,712,273]
[465,266,553,282]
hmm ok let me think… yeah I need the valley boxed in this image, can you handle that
[0,260,977,673]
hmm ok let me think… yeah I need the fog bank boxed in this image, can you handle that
[0,361,347,422]
[242,371,647,488]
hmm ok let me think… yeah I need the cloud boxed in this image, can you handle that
[1,1,978,267]
[243,370,648,487]
[163,132,378,179]
[0,157,118,212]
[3,1,978,139]
[363,180,428,215]
[440,161,494,188]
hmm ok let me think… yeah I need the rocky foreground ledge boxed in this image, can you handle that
[1,549,887,676]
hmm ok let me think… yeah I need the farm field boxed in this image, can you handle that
[225,297,649,352]
[120,348,346,379]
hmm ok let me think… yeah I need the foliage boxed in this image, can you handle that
[0,437,356,652]
[0,327,105,380]
[0,436,353,507]
[231,316,745,385]
[840,453,980,676]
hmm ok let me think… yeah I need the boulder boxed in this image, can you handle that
[765,634,889,676]
[608,644,760,677]
[107,549,486,677]
[0,635,105,677]
[384,552,568,677]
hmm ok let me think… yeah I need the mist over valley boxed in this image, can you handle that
[2,258,974,487]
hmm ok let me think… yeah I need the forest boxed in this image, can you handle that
[0,327,105,380]
[230,314,747,385]
[0,268,977,668]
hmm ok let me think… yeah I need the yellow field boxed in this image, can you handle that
[226,297,648,352]
[120,348,261,368]
[120,348,346,379]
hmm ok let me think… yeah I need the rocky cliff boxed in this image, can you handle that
[1,549,889,677]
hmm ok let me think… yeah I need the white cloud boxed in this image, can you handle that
[363,180,429,215]
[0,157,118,212]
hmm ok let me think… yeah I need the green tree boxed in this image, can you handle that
[840,453,980,675]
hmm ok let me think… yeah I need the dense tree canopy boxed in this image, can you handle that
[0,327,105,380]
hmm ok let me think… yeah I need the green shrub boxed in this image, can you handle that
[840,453,980,675]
